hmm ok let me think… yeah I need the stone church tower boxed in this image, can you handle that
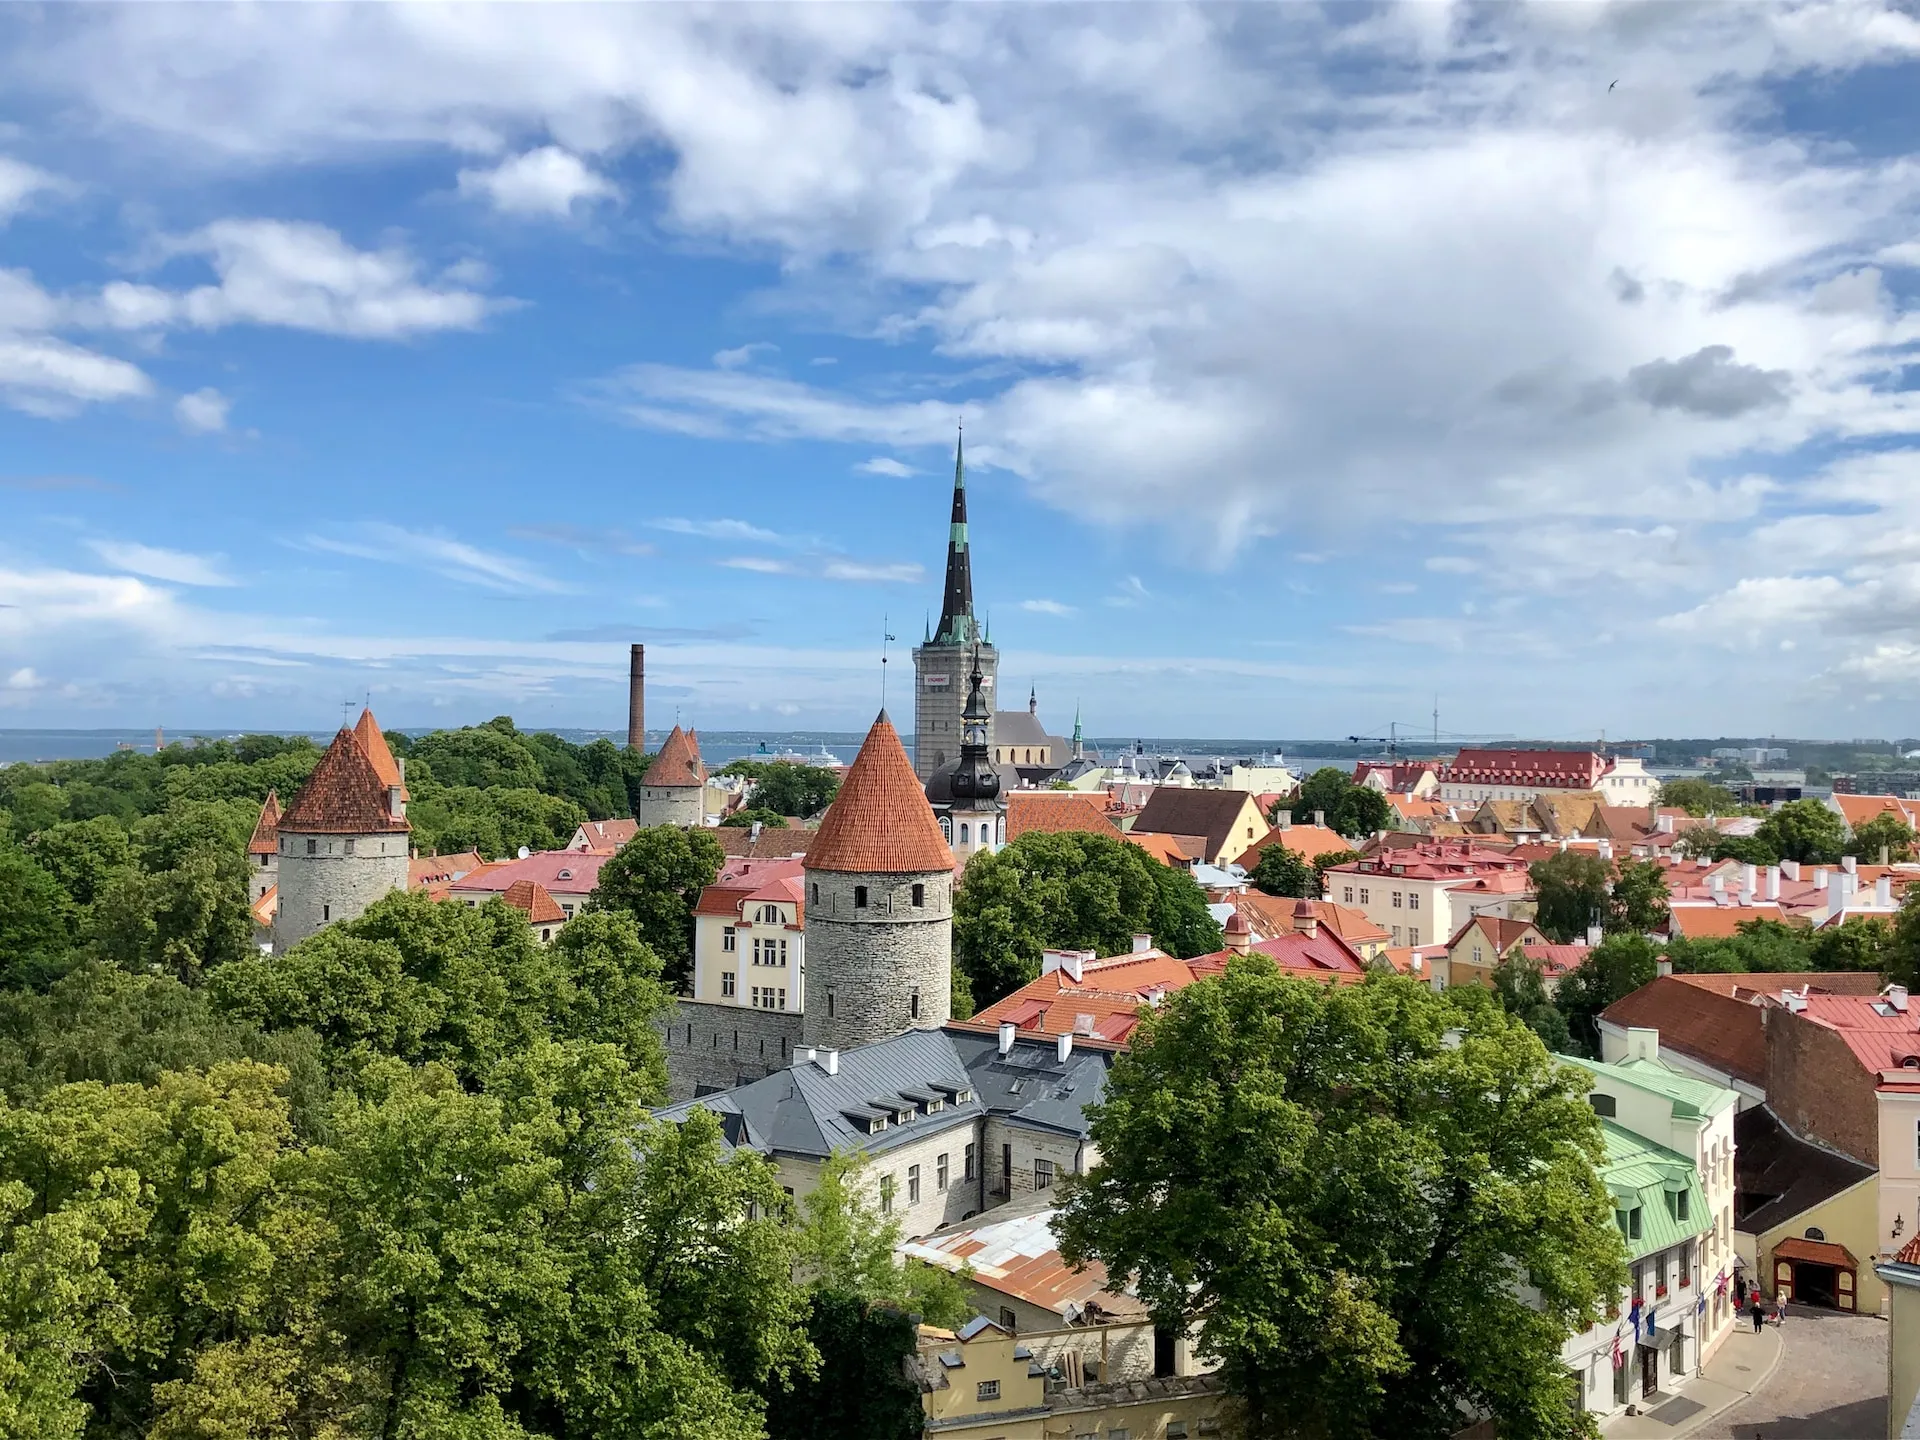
[913,432,997,781]
[638,723,707,827]
[802,710,956,1052]
[273,709,411,950]
[925,650,1004,864]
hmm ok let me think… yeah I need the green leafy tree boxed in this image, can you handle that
[1552,934,1660,1055]
[1665,920,1815,976]
[1,780,68,836]
[1607,859,1671,936]
[1529,850,1611,943]
[729,762,841,819]
[129,801,256,872]
[588,825,726,990]
[1249,843,1316,899]
[1886,890,1920,993]
[88,844,253,986]
[789,1153,972,1328]
[1314,848,1366,896]
[545,909,672,1100]
[0,845,75,991]
[407,718,545,790]
[723,807,791,830]
[1848,812,1916,862]
[1656,778,1741,816]
[1494,953,1574,1054]
[954,831,1222,1006]
[1807,916,1892,973]
[1056,965,1626,1439]
[1675,828,1778,866]
[1293,768,1391,840]
[1754,799,1847,865]
[26,818,134,910]
[764,1293,923,1440]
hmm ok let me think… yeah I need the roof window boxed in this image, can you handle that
[557,868,573,881]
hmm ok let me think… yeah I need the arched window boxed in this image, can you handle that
[1588,1093,1616,1117]
[941,817,952,841]
[1806,1226,1826,1242]
[959,823,970,843]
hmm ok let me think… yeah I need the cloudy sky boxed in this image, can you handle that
[3,3,1919,741]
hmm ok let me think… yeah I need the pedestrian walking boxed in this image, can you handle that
[1772,1296,1785,1326]
[1749,1294,1765,1333]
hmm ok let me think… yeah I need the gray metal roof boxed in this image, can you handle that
[656,1026,1115,1157]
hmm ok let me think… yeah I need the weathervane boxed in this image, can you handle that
[881,614,897,709]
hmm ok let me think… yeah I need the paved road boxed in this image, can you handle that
[1692,1307,1886,1440]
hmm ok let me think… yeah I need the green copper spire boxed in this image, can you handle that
[934,429,974,645]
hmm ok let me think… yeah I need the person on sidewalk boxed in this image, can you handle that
[1771,1296,1785,1326]
[1749,1294,1765,1333]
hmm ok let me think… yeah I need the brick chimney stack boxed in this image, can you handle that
[627,644,645,750]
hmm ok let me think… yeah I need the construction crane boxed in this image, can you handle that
[1349,722,1514,761]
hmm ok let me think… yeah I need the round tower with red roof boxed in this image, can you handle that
[638,723,708,828]
[273,708,411,949]
[802,709,958,1051]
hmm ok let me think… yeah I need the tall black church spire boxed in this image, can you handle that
[934,429,974,645]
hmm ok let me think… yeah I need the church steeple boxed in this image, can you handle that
[934,429,974,645]
[1072,703,1084,761]
[948,648,1000,804]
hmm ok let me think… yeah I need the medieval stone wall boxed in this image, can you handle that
[659,999,805,1102]
[273,831,408,949]
[801,867,952,1051]
[637,784,704,828]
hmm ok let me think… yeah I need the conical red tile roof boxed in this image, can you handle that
[648,724,706,788]
[502,879,568,925]
[353,708,407,796]
[247,790,283,855]
[280,727,410,835]
[806,711,955,874]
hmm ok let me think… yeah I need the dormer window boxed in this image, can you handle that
[557,869,573,881]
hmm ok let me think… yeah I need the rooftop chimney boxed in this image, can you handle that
[1843,854,1859,876]
[816,1048,838,1076]
[1765,865,1781,901]
[1313,810,1326,828]
[627,644,646,750]
[1626,1026,1660,1064]
[1888,984,1910,1013]
[1294,899,1319,941]
[1131,933,1153,953]
[793,1045,816,1070]
[1586,923,1604,947]
[1657,958,1673,978]
[1276,809,1292,830]
[1657,813,1676,834]
[1814,869,1829,891]
[1878,875,1894,909]
[1781,859,1802,881]
[1598,838,1613,861]
[1042,949,1088,983]
[1056,1031,1073,1063]
[998,1022,1016,1056]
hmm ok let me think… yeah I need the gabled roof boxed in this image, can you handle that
[1734,1104,1875,1236]
[807,711,955,875]
[1233,821,1353,871]
[1598,1121,1708,1262]
[570,818,640,852]
[648,725,707,788]
[1441,748,1606,786]
[501,879,568,925]
[447,850,608,896]
[1445,914,1542,954]
[250,883,277,928]
[1566,1053,1738,1119]
[1125,831,1197,867]
[1833,793,1920,829]
[1004,792,1122,842]
[247,790,282,855]
[1131,787,1262,859]
[1667,903,1788,938]
[711,825,814,860]
[279,724,410,835]
[1601,976,1766,1087]
[408,851,484,891]
[992,710,1063,751]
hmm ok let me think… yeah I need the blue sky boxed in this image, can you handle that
[2,4,1919,740]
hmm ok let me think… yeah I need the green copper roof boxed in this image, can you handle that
[1565,1054,1738,1120]
[1598,1121,1707,1262]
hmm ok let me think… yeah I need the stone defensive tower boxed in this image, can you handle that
[637,723,707,827]
[802,710,957,1052]
[273,709,411,950]
[246,789,282,911]
[913,431,997,780]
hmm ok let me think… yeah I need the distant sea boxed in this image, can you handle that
[0,727,1343,770]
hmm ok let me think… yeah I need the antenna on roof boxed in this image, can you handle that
[340,699,354,730]
[881,614,897,708]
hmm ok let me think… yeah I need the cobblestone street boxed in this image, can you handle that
[1692,1309,1886,1440]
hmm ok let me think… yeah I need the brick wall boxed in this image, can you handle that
[1765,1005,1880,1166]
[658,999,805,1102]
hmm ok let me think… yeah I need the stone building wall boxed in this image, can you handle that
[778,1117,985,1239]
[273,831,408,949]
[982,1118,1088,1207]
[249,850,278,907]
[801,867,952,1051]
[1765,1004,1880,1167]
[1019,1322,1157,1383]
[637,784,704,828]
[659,999,806,1102]
[912,640,996,781]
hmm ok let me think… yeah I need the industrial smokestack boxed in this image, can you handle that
[627,644,645,750]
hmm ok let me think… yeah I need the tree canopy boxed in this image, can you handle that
[1753,798,1847,865]
[1249,842,1316,899]
[1057,966,1626,1439]
[587,824,725,990]
[1291,767,1393,840]
[719,761,842,820]
[953,831,1224,1006]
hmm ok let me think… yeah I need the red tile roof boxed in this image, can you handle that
[1005,792,1122,841]
[448,850,608,896]
[1602,976,1766,1086]
[711,826,814,860]
[805,711,955,874]
[1233,822,1354,871]
[353,708,406,794]
[250,883,277,928]
[1894,1233,1920,1266]
[1440,748,1607,786]
[1667,904,1789,939]
[1795,992,1920,1073]
[247,790,282,855]
[501,879,568,925]
[279,724,409,835]
[1671,971,1884,999]
[570,818,639,852]
[1126,831,1197,866]
[647,725,707,788]
[409,851,484,890]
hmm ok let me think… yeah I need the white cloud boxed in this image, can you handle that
[0,335,153,417]
[713,341,776,370]
[821,560,922,583]
[720,556,794,575]
[306,524,569,593]
[5,667,41,691]
[86,539,237,587]
[856,456,917,477]
[0,157,58,222]
[457,146,617,217]
[175,387,231,434]
[654,517,786,544]
[1021,598,1075,616]
[90,220,498,339]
